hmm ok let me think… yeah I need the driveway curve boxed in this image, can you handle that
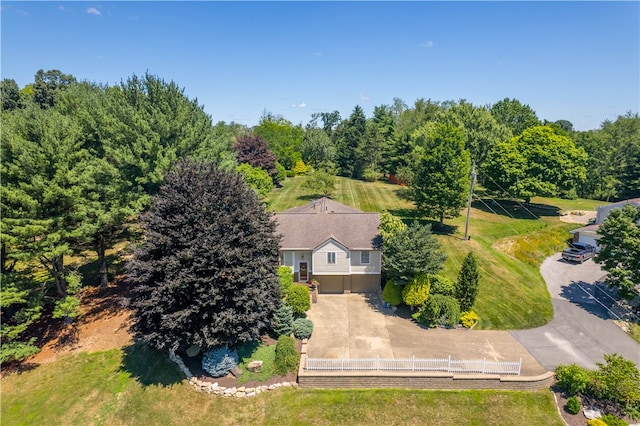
[511,254,639,370]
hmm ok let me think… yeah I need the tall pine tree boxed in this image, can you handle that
[456,252,480,312]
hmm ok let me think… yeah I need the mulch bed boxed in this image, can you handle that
[180,335,300,388]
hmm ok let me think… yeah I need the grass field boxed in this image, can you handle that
[267,176,606,330]
[1,347,563,426]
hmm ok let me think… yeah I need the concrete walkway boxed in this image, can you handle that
[306,292,547,376]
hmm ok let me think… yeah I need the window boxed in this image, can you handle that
[360,251,370,264]
[327,252,336,264]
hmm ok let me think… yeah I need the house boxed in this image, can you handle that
[274,197,381,294]
[570,198,640,251]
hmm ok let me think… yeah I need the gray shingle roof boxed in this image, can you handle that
[275,198,380,250]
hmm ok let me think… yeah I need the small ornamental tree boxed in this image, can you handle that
[402,274,431,308]
[271,304,294,337]
[456,252,480,311]
[293,159,308,175]
[127,159,281,352]
[274,335,299,375]
[415,294,461,328]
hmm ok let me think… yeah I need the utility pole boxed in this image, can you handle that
[464,162,476,241]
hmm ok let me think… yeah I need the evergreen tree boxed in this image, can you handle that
[127,160,281,351]
[456,252,480,312]
[382,222,446,285]
[335,105,367,178]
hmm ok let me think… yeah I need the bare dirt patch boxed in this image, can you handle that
[28,279,133,364]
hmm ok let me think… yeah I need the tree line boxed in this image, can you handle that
[1,69,638,363]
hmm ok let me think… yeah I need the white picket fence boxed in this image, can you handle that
[305,356,522,375]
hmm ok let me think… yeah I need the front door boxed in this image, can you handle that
[299,262,308,282]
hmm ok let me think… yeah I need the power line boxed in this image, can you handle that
[475,168,542,221]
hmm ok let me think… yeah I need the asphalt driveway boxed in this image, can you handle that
[511,254,640,370]
[305,292,547,376]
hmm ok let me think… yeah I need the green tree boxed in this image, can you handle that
[590,353,640,408]
[382,222,446,285]
[378,211,407,244]
[595,204,640,296]
[301,128,336,170]
[32,69,77,108]
[435,100,512,167]
[409,123,471,224]
[303,168,336,197]
[483,126,587,203]
[1,78,22,111]
[236,163,273,198]
[490,97,541,136]
[127,160,281,351]
[254,115,304,169]
[456,252,480,311]
[335,105,367,178]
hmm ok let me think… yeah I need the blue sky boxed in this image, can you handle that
[2,1,638,131]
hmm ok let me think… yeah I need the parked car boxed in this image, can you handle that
[561,242,596,263]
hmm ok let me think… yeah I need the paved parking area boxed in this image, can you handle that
[305,292,547,376]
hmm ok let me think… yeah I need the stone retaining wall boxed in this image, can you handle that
[297,342,555,391]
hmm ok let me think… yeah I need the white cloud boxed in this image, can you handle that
[360,93,371,101]
[87,7,101,16]
[292,102,307,108]
[420,41,434,48]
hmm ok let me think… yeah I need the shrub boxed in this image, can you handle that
[286,170,295,178]
[460,310,479,328]
[590,354,640,408]
[415,294,460,328]
[293,159,307,175]
[292,318,313,339]
[277,266,294,293]
[271,304,294,336]
[430,274,456,297]
[600,414,628,426]
[285,284,311,316]
[555,363,591,395]
[588,419,607,426]
[566,396,581,415]
[274,335,298,375]
[202,346,239,377]
[276,162,287,183]
[382,280,403,306]
[402,274,431,308]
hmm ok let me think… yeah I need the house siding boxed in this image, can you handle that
[350,250,381,274]
[313,240,350,274]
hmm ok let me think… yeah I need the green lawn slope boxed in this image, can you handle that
[1,347,563,426]
[267,176,606,330]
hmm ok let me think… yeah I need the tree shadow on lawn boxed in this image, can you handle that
[559,281,612,320]
[120,343,183,387]
[471,198,561,220]
[386,208,459,235]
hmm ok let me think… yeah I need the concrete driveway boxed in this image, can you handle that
[305,292,547,376]
[511,254,640,370]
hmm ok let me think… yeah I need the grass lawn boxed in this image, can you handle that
[1,348,563,426]
[267,176,607,330]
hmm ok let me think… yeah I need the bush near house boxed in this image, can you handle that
[274,335,298,375]
[292,318,313,339]
[414,294,461,328]
[382,280,403,306]
[285,284,311,316]
[271,304,294,337]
